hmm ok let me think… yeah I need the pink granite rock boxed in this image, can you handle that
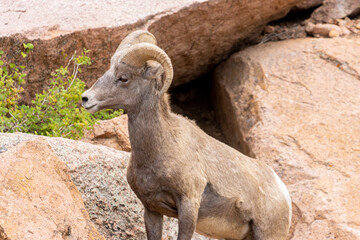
[213,37,360,239]
[0,0,307,104]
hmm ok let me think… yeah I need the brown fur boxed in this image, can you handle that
[82,59,291,240]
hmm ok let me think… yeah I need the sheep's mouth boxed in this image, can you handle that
[84,104,96,110]
[84,104,100,113]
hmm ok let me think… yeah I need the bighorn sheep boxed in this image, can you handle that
[81,30,292,240]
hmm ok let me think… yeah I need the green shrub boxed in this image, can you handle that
[0,46,122,139]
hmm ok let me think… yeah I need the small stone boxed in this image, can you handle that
[95,219,103,225]
[309,23,342,37]
[340,26,351,36]
[264,25,275,33]
[349,27,358,34]
[328,19,337,25]
[334,19,342,24]
[329,29,340,38]
[0,145,7,153]
[305,22,315,33]
[344,17,352,28]
[356,23,360,30]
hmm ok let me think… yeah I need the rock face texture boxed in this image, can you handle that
[82,114,131,152]
[310,0,360,23]
[0,0,201,39]
[296,0,324,9]
[0,0,307,104]
[0,138,105,240]
[213,37,360,239]
[0,133,207,240]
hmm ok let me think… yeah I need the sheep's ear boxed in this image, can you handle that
[143,61,165,92]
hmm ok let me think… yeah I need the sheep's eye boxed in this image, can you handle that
[117,75,128,83]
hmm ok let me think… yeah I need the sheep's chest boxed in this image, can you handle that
[127,161,178,217]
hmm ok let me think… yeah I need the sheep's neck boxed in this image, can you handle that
[127,95,172,160]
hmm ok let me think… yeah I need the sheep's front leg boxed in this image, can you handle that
[177,198,199,240]
[144,208,163,240]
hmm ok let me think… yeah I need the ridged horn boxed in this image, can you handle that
[111,30,157,66]
[121,43,173,95]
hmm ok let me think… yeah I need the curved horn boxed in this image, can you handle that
[111,30,157,66]
[117,30,157,51]
[121,43,173,95]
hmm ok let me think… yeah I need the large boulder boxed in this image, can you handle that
[1,0,308,104]
[296,0,324,9]
[310,0,360,23]
[213,37,360,239]
[0,138,105,240]
[0,133,207,240]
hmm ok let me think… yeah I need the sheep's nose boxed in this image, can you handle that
[82,96,88,103]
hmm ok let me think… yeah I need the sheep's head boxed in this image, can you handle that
[81,30,173,113]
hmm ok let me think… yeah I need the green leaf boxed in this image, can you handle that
[0,60,3,66]
[0,50,3,55]
[21,52,27,58]
[0,48,121,139]
[24,43,34,50]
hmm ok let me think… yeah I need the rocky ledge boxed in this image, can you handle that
[1,0,313,104]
